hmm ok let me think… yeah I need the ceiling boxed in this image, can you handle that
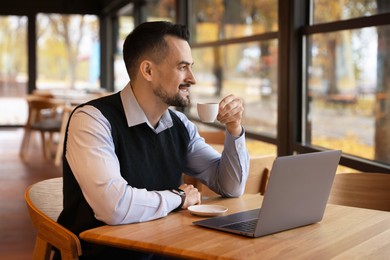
[0,0,133,16]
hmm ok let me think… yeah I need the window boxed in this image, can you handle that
[188,0,278,154]
[145,0,176,22]
[115,16,134,92]
[114,0,176,92]
[0,16,28,125]
[190,0,277,42]
[302,0,390,168]
[36,14,100,91]
[312,0,390,24]
[189,0,278,155]
[191,40,278,135]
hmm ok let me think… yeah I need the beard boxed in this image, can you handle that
[153,87,190,107]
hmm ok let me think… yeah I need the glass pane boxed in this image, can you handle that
[312,0,390,24]
[115,16,134,92]
[36,14,100,91]
[305,25,390,166]
[145,0,176,22]
[190,40,278,136]
[190,0,278,43]
[0,16,28,125]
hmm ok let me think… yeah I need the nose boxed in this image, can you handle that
[187,68,196,85]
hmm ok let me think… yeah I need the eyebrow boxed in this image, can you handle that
[179,61,194,66]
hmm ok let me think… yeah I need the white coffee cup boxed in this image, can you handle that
[197,103,219,123]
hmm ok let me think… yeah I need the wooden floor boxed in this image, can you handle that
[0,128,61,260]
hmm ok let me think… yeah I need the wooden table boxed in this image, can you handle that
[33,89,109,105]
[80,194,390,259]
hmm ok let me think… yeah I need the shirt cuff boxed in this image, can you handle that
[224,128,247,155]
[226,127,244,139]
[161,190,182,212]
[225,127,245,141]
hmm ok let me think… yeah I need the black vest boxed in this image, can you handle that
[57,92,190,236]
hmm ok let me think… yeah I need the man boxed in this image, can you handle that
[57,21,249,259]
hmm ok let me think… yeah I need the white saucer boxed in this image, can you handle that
[188,205,228,217]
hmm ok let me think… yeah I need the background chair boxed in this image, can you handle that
[20,95,63,162]
[198,130,225,145]
[32,90,55,99]
[328,173,390,211]
[244,155,274,195]
[25,177,82,260]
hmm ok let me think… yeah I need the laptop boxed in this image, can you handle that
[193,150,342,238]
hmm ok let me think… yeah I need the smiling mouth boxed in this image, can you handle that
[179,84,190,95]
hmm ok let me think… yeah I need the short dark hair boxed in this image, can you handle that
[123,21,190,79]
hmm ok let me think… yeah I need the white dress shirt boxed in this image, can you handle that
[65,83,249,225]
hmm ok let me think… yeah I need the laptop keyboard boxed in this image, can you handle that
[221,218,258,232]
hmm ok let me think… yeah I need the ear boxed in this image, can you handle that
[139,60,153,81]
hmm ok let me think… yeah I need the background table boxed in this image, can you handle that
[80,194,390,259]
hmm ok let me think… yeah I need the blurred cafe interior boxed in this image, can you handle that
[0,0,390,258]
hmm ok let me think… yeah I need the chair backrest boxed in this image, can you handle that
[25,95,62,128]
[25,177,82,260]
[244,155,275,195]
[32,90,55,99]
[328,173,390,211]
[198,130,225,145]
[20,95,63,161]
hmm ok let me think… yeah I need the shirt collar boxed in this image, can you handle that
[120,82,173,133]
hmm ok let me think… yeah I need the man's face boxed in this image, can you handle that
[151,36,196,107]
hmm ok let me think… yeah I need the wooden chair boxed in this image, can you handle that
[328,173,390,211]
[20,95,63,161]
[32,89,55,99]
[25,177,82,260]
[198,130,225,145]
[244,155,274,195]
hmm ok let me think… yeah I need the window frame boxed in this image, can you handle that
[186,0,390,172]
[293,0,390,172]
